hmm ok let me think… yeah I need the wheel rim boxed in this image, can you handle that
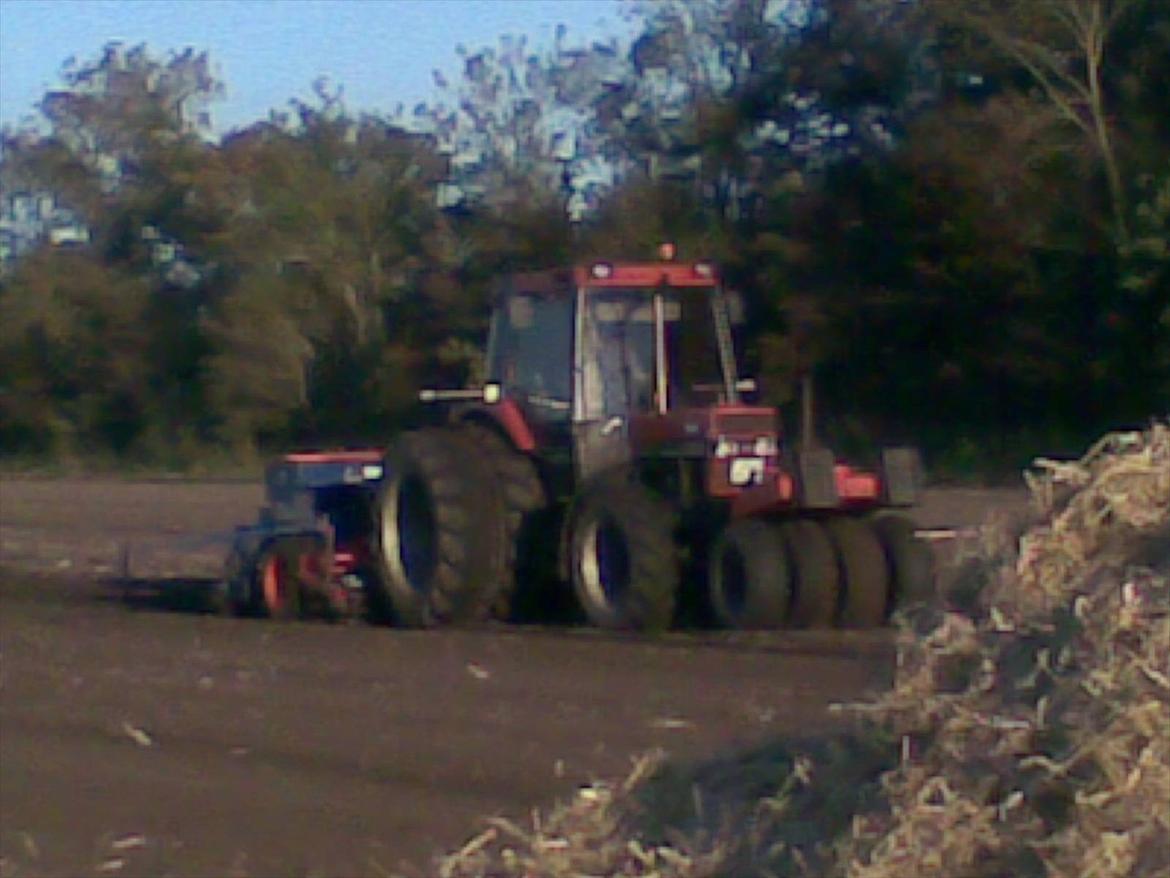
[716,542,749,618]
[385,473,437,593]
[261,554,288,614]
[580,513,630,608]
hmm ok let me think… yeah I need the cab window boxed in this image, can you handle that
[487,294,573,415]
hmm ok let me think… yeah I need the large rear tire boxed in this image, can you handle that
[461,424,547,621]
[825,517,890,628]
[708,519,791,629]
[374,428,504,626]
[569,477,678,631]
[779,519,839,629]
[871,513,935,611]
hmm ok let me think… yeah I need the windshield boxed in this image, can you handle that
[487,294,574,415]
[668,290,727,405]
[580,287,728,419]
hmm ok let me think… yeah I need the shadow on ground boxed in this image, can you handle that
[97,575,225,615]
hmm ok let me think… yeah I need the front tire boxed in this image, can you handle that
[825,517,890,628]
[779,519,839,629]
[569,477,678,631]
[872,513,935,612]
[708,519,790,629]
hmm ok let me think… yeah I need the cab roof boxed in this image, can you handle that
[503,261,720,298]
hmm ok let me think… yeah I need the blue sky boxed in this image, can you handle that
[0,0,636,134]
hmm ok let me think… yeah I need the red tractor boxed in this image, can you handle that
[368,252,933,631]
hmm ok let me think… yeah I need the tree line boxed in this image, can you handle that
[1,0,1166,476]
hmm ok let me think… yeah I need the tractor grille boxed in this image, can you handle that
[714,411,776,436]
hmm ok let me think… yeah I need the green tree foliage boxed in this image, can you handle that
[925,0,1143,241]
[1,43,221,225]
[1,6,1166,471]
[1,49,470,457]
[0,248,153,455]
[190,94,473,449]
[655,0,1169,462]
[896,0,1169,456]
[402,31,624,217]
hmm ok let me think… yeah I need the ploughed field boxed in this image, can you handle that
[0,477,1026,877]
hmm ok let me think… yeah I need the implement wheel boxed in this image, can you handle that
[570,476,678,631]
[253,535,327,621]
[779,519,839,629]
[825,517,890,628]
[871,513,935,612]
[374,428,504,626]
[258,547,298,620]
[708,519,790,629]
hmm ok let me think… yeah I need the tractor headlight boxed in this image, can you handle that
[754,436,778,457]
[715,437,737,459]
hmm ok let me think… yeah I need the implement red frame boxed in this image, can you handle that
[283,450,384,464]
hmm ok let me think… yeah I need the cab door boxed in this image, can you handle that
[572,289,659,480]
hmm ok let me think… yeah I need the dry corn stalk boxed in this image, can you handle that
[838,423,1170,878]
[436,752,727,878]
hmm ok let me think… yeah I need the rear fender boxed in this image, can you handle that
[455,399,537,453]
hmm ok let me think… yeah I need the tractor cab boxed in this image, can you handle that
[484,252,756,481]
[577,266,740,416]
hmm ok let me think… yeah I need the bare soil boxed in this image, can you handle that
[0,477,1027,877]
